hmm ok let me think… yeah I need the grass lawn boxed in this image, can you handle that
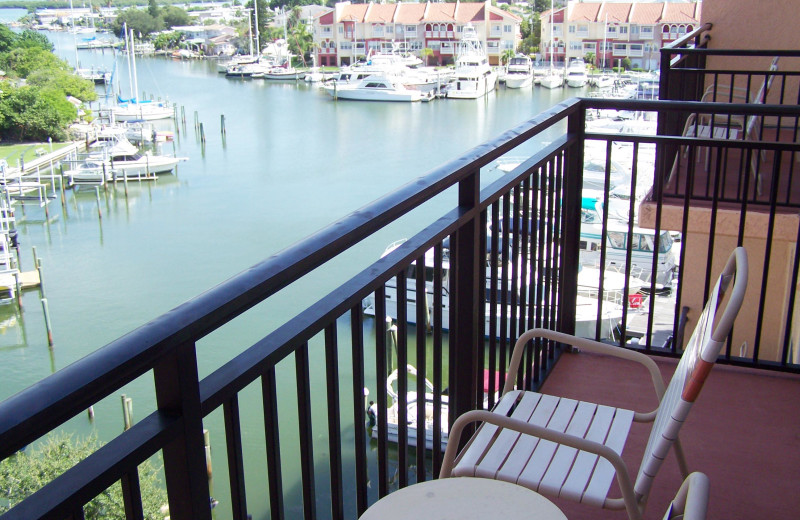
[0,142,75,167]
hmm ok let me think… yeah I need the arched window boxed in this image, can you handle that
[662,25,670,34]
[426,24,432,32]
[687,25,694,33]
[678,25,686,34]
[447,24,454,33]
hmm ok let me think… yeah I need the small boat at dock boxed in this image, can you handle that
[324,75,429,102]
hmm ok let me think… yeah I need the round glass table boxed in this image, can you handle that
[359,477,567,520]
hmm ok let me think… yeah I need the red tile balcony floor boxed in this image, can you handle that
[531,350,800,519]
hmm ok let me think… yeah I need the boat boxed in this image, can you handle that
[362,239,623,339]
[112,27,174,121]
[539,0,563,89]
[253,60,303,80]
[76,67,111,85]
[443,24,498,99]
[367,365,449,451]
[65,138,187,187]
[504,55,534,89]
[566,58,589,87]
[579,199,677,288]
[323,74,427,102]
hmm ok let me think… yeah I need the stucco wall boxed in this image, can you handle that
[702,0,799,104]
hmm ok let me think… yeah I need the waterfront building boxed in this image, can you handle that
[311,1,522,67]
[542,1,702,70]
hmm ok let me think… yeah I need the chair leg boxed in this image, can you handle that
[673,437,690,479]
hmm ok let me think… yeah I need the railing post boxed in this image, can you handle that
[154,341,211,520]
[559,106,585,337]
[449,169,481,436]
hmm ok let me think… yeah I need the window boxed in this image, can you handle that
[619,26,628,34]
[569,25,576,33]
[337,26,343,34]
[386,25,393,34]
[406,25,416,34]
[608,232,626,249]
[457,25,463,33]
[569,41,581,50]
[322,26,331,34]
[430,41,441,50]
[630,44,642,51]
[641,26,653,34]
[630,24,639,34]
[578,24,588,34]
[373,25,383,36]
[607,25,617,33]
[340,42,352,50]
[504,24,512,33]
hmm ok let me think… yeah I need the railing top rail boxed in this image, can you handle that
[0,97,582,456]
[662,48,800,57]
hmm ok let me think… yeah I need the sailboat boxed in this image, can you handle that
[539,0,563,89]
[70,0,111,85]
[590,14,614,89]
[113,27,174,121]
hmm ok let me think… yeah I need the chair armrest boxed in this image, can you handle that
[664,472,710,520]
[440,409,639,516]
[504,329,667,413]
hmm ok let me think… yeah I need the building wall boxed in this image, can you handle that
[701,0,800,104]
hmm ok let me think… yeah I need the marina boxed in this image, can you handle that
[0,24,672,520]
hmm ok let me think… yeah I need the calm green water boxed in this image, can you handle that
[1,29,581,519]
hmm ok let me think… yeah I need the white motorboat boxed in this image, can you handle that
[66,138,187,186]
[444,24,498,99]
[323,74,426,102]
[504,55,534,89]
[362,239,623,339]
[253,60,303,80]
[112,99,174,122]
[566,58,589,87]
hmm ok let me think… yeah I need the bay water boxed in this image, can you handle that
[2,27,581,519]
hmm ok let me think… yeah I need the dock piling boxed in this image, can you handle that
[121,395,133,430]
[41,297,53,346]
[94,187,102,220]
[204,429,212,477]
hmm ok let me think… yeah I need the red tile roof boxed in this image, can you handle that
[322,2,520,26]
[366,4,397,23]
[598,2,632,24]
[454,3,487,23]
[629,3,663,24]
[571,3,601,22]
[663,1,702,23]
[394,3,426,24]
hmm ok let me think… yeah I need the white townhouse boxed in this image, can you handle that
[542,0,702,70]
[312,1,522,67]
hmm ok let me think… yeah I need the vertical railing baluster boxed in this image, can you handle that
[154,341,211,520]
[374,286,389,498]
[396,271,408,488]
[223,396,248,520]
[350,308,369,515]
[324,323,344,519]
[121,470,143,520]
[415,252,427,479]
[262,368,284,520]
[431,243,444,475]
[295,343,316,520]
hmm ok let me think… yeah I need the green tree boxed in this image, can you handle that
[502,48,515,65]
[27,68,98,102]
[148,0,160,18]
[0,85,76,141]
[621,57,632,70]
[245,0,272,52]
[152,31,183,51]
[584,51,595,67]
[0,434,167,519]
[161,6,192,29]
[0,47,68,78]
[421,47,434,66]
[288,19,313,66]
[15,29,53,52]
[112,9,163,38]
[0,25,17,53]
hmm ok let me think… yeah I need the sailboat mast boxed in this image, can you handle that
[254,0,260,57]
[69,0,79,68]
[130,28,139,103]
[124,23,133,99]
[247,9,253,56]
[602,14,607,69]
[549,0,554,70]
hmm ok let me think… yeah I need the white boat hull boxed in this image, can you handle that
[539,74,563,89]
[113,104,174,122]
[324,81,423,102]
[446,72,498,99]
[505,73,534,89]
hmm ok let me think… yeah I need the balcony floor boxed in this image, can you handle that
[532,350,800,519]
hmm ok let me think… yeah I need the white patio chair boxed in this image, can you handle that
[440,247,747,520]
[663,472,710,520]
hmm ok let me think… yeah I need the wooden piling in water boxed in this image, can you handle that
[94,187,102,220]
[32,246,45,299]
[204,429,212,477]
[200,123,206,144]
[41,297,53,346]
[121,394,133,430]
[220,114,226,137]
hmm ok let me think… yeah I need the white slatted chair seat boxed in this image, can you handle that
[441,248,748,520]
[452,390,634,507]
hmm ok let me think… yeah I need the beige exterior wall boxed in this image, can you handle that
[702,0,800,104]
[640,202,797,363]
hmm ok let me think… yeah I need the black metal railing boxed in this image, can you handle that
[1,97,800,520]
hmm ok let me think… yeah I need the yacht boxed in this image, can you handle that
[323,74,427,102]
[362,239,623,340]
[504,55,534,89]
[254,60,303,80]
[444,24,498,99]
[65,138,187,186]
[566,58,589,87]
[112,99,174,122]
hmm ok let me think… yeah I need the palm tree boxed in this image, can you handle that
[421,47,434,66]
[290,22,313,67]
[502,48,515,66]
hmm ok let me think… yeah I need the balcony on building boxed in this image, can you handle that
[1,17,799,520]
